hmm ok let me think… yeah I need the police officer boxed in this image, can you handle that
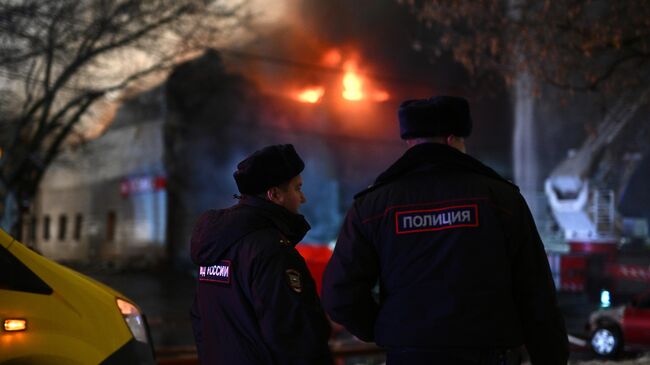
[190,144,332,365]
[321,96,569,364]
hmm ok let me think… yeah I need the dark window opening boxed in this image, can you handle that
[58,214,67,241]
[29,216,37,242]
[74,214,83,241]
[43,215,50,241]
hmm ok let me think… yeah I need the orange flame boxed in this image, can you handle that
[288,50,390,105]
[297,86,325,104]
[342,62,364,101]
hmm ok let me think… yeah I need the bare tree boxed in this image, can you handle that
[402,0,650,93]
[0,0,249,236]
[404,0,650,205]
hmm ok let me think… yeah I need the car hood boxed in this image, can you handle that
[3,232,137,351]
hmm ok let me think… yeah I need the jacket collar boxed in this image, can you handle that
[239,195,311,245]
[356,143,516,198]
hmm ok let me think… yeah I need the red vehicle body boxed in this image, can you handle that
[296,243,333,295]
[588,292,650,357]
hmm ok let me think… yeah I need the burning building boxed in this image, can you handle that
[23,48,414,266]
[22,0,515,267]
[163,49,408,268]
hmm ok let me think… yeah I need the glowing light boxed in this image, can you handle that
[342,73,363,100]
[600,290,611,308]
[117,298,139,315]
[342,62,364,101]
[116,298,148,343]
[322,49,342,67]
[288,50,390,104]
[297,87,325,104]
[4,319,27,332]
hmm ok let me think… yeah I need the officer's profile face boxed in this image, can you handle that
[267,175,306,214]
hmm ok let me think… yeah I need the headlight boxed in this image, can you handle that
[116,298,148,343]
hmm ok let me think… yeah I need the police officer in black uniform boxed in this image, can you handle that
[321,96,569,365]
[190,144,332,365]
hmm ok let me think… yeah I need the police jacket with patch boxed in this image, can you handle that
[190,196,332,365]
[322,143,568,364]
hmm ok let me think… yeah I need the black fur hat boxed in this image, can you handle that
[233,144,305,195]
[398,96,472,139]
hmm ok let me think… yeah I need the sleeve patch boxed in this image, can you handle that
[395,204,479,234]
[199,260,231,285]
[285,269,303,293]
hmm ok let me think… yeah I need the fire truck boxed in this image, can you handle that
[545,88,650,305]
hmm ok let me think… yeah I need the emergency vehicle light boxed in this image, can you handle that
[600,290,611,308]
[3,319,27,332]
[116,298,148,343]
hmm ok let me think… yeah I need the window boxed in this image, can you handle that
[106,211,116,241]
[29,216,37,242]
[0,245,52,294]
[74,214,83,241]
[43,215,50,241]
[58,214,67,241]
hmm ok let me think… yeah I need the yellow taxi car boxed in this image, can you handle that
[0,229,155,364]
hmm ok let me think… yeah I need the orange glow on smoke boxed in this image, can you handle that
[297,87,325,104]
[372,90,390,102]
[322,49,342,67]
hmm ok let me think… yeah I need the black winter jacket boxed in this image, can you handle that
[322,143,568,364]
[190,196,332,365]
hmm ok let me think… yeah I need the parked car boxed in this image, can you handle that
[588,291,650,358]
[0,229,155,364]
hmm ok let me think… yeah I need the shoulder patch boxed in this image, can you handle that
[199,260,231,285]
[395,204,479,234]
[285,269,303,293]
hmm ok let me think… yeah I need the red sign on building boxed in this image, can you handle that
[120,176,166,197]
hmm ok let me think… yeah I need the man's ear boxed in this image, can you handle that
[446,135,455,145]
[266,187,283,204]
[266,188,275,201]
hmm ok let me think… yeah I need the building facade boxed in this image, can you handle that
[23,89,167,265]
